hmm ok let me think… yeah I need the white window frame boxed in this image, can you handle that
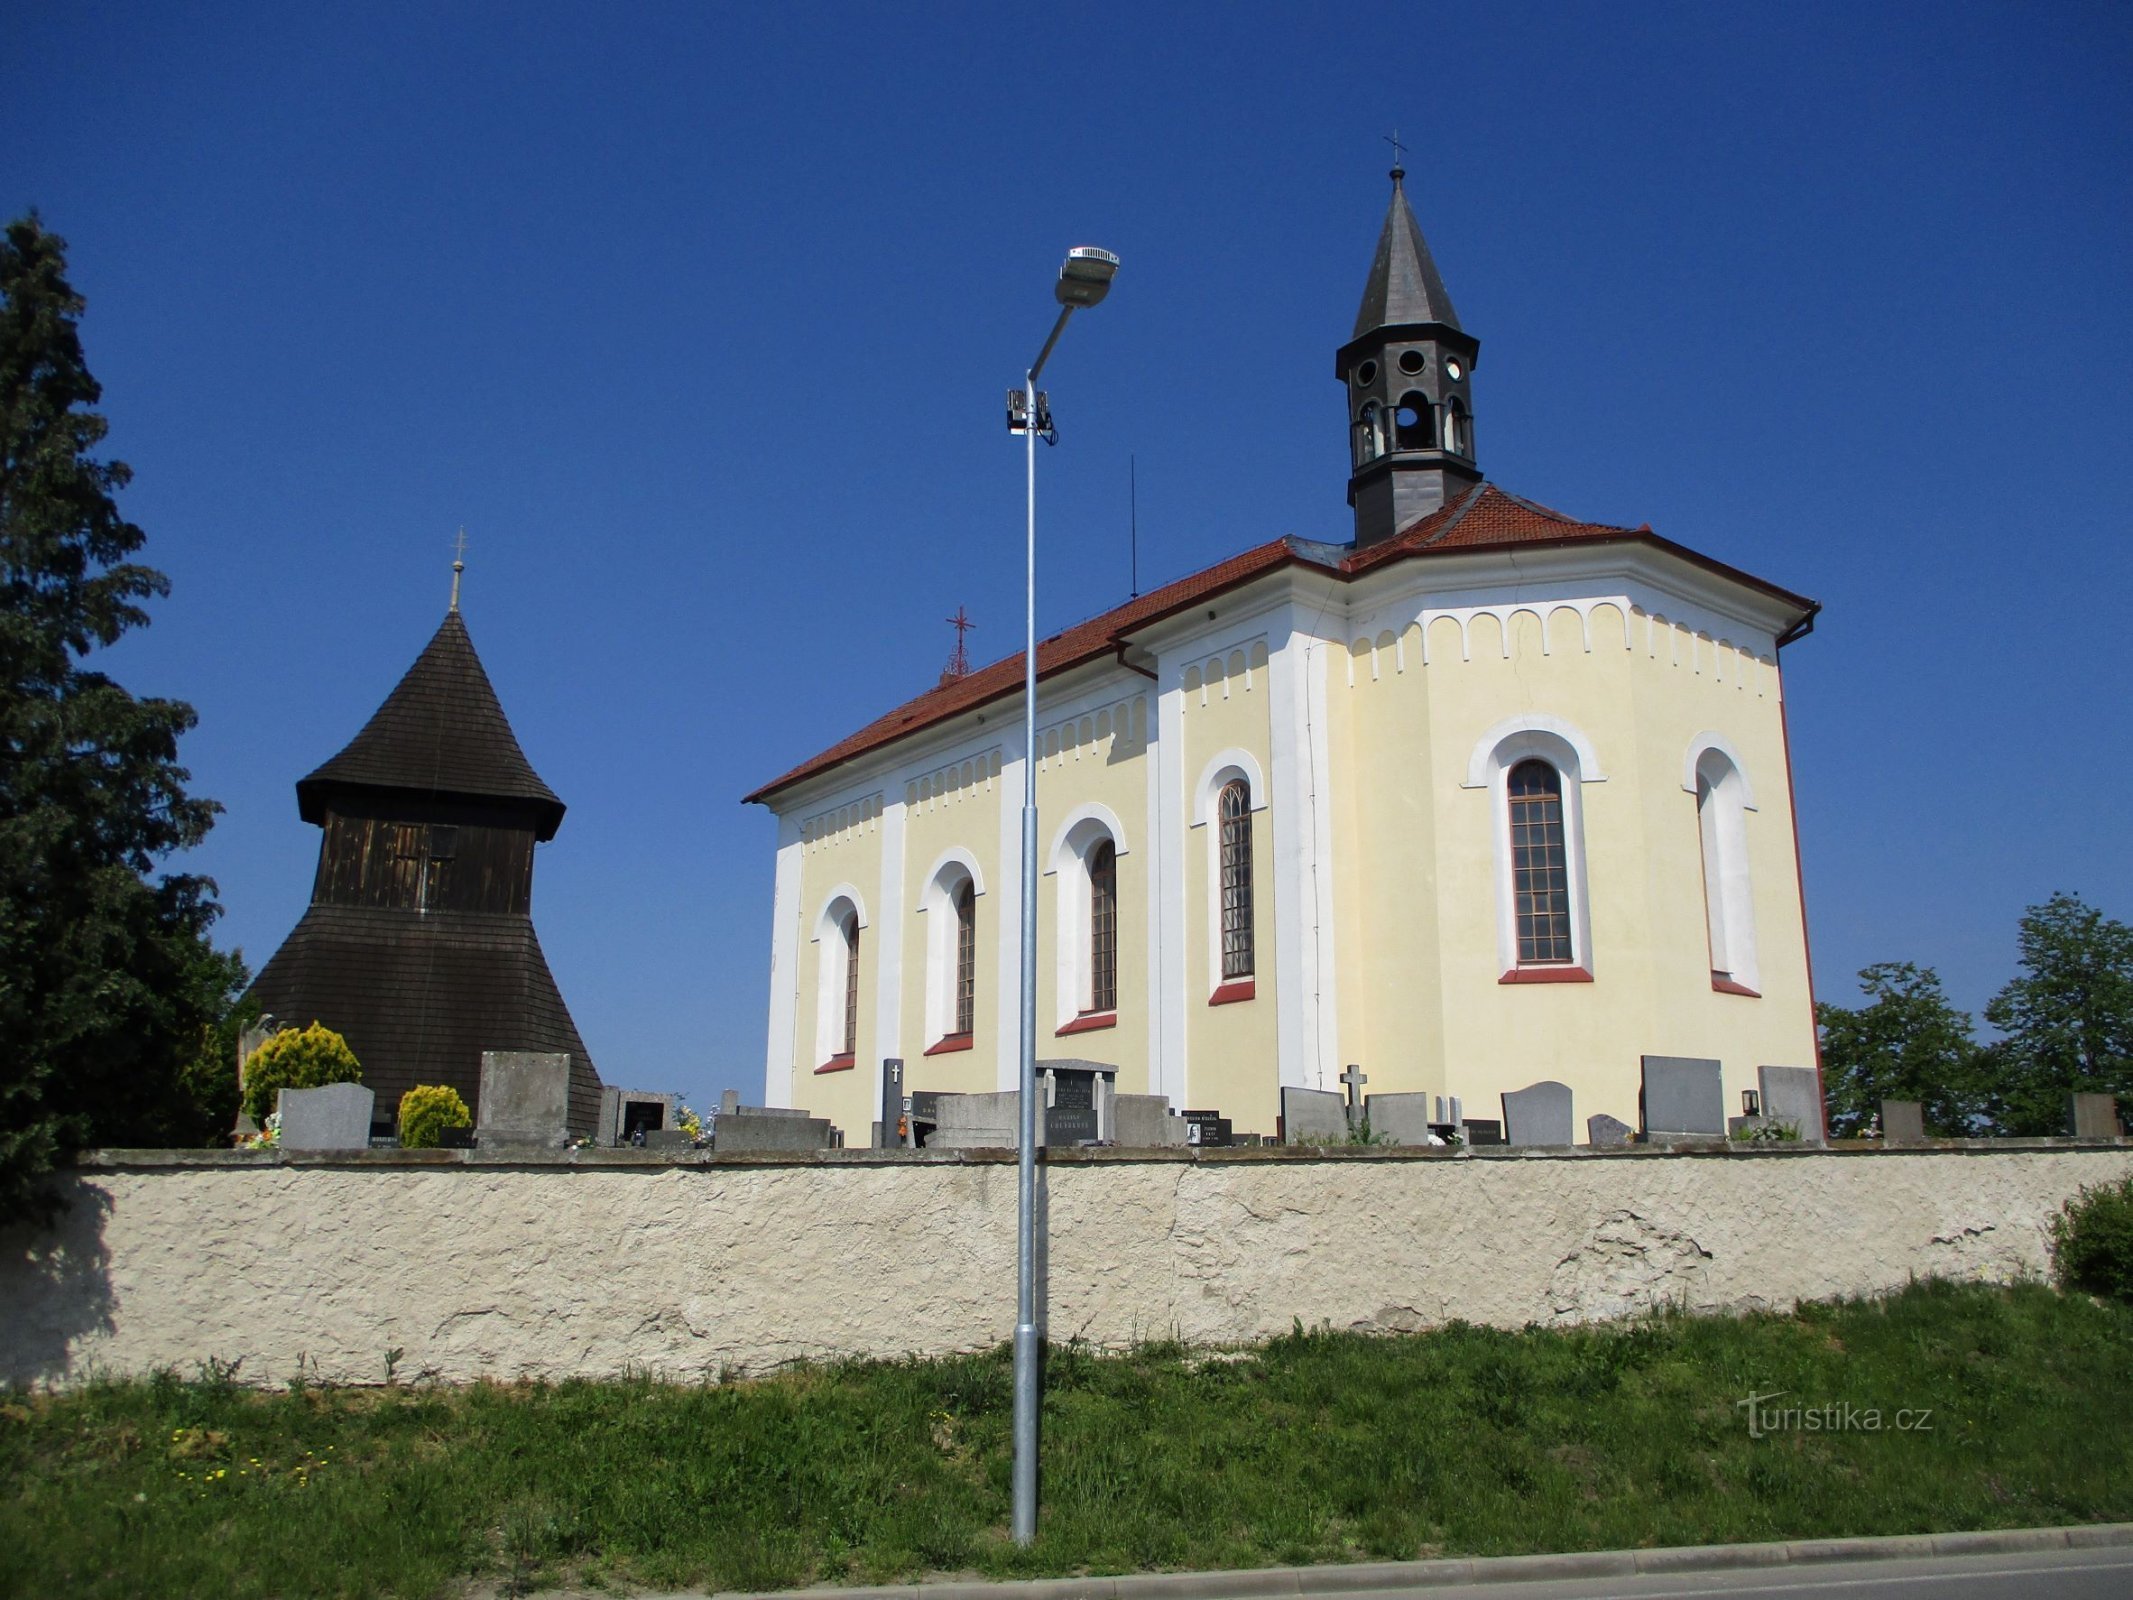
[1464,716,1603,978]
[811,885,867,1066]
[1191,749,1267,995]
[1684,735,1759,994]
[918,849,985,1046]
[1046,803,1128,1029]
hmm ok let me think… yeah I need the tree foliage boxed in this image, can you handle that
[397,1084,471,1149]
[1817,961,1986,1136]
[1981,893,2133,1136]
[0,213,243,1222]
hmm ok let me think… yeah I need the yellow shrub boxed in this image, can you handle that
[240,1022,361,1123]
[398,1084,473,1149]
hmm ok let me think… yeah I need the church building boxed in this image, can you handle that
[745,168,1821,1138]
[249,589,604,1135]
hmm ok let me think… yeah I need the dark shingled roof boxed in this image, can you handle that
[296,612,567,842]
[1352,169,1462,338]
[743,482,1818,806]
[248,904,602,1134]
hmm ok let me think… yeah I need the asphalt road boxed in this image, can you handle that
[1288,1546,2133,1600]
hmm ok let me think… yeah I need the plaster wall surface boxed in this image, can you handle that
[5,1143,2125,1390]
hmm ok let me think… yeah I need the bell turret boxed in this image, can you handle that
[1337,165,1481,545]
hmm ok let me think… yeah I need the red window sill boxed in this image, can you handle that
[1056,1011,1117,1037]
[1499,966,1594,985]
[924,1033,974,1056]
[814,1054,856,1074]
[1711,974,1761,998]
[1208,979,1256,1006]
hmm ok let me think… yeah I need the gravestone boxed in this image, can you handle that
[1586,1113,1634,1148]
[925,1090,1021,1149]
[1501,1080,1575,1146]
[1463,1118,1505,1146]
[1182,1110,1233,1148]
[713,1111,836,1152]
[277,1082,374,1151]
[879,1058,906,1148]
[641,1128,695,1151]
[1046,1106,1101,1145]
[1111,1095,1187,1148]
[1338,1064,1368,1131]
[1880,1099,1927,1144]
[1281,1086,1348,1145]
[1365,1092,1438,1146]
[1757,1065,1826,1142]
[2068,1093,2123,1138]
[1640,1056,1726,1137]
[477,1051,574,1148]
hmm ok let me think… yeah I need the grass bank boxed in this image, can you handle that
[4,1280,2129,1599]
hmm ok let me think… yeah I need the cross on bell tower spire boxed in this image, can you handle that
[449,528,467,614]
[1337,160,1482,545]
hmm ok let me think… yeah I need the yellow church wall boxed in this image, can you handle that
[790,795,889,1137]
[1177,644,1279,1128]
[1325,593,1815,1136]
[898,751,1008,1100]
[1033,692,1154,1095]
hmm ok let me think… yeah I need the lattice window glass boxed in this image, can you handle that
[841,912,860,1057]
[1507,759,1574,964]
[1088,840,1118,1013]
[953,881,976,1036]
[1218,780,1254,979]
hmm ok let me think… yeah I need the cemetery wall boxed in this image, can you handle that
[4,1141,2129,1390]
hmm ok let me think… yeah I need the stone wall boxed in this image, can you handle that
[4,1142,2128,1389]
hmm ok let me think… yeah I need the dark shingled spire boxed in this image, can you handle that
[1352,166,1462,339]
[296,611,566,842]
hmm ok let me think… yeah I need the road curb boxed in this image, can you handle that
[676,1522,2133,1600]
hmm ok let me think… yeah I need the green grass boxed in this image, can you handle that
[5,1280,2130,1599]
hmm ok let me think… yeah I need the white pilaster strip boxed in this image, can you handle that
[1268,610,1330,1090]
[762,814,804,1108]
[873,796,907,1080]
[994,750,1026,1089]
[1155,672,1189,1104]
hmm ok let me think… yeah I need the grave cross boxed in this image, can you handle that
[1339,1063,1368,1130]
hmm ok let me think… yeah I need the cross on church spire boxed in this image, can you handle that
[1382,129,1408,179]
[449,528,467,614]
[940,605,976,685]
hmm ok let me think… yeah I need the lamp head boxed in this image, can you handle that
[1056,246,1120,308]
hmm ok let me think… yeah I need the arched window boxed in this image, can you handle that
[839,909,861,1058]
[1508,760,1573,965]
[1395,391,1435,451]
[1694,747,1759,994]
[1353,403,1382,467]
[1218,779,1254,979]
[1445,397,1470,456]
[954,880,977,1035]
[1087,840,1117,1014]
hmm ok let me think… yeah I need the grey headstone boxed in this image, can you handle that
[640,1128,695,1151]
[477,1051,573,1148]
[1641,1056,1726,1136]
[1757,1065,1826,1142]
[2068,1093,2123,1138]
[1501,1080,1575,1146]
[597,1086,622,1146]
[277,1082,374,1151]
[1365,1091,1439,1146]
[712,1112,835,1152]
[720,1089,742,1116]
[879,1058,906,1148]
[1880,1100,1927,1144]
[1282,1086,1349,1145]
[925,1090,1021,1149]
[1110,1095,1186,1148]
[1586,1113,1633,1148]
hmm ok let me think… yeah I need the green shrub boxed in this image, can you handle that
[239,1022,362,1122]
[398,1084,472,1149]
[2051,1175,2133,1302]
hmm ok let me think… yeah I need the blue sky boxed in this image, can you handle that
[6,3,2130,1114]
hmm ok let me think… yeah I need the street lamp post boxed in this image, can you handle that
[1008,244,1118,1548]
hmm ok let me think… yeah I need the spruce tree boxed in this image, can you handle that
[0,213,245,1222]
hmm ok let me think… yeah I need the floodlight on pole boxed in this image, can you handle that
[1008,243,1117,1549]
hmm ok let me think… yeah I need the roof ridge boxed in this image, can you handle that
[1490,484,1638,533]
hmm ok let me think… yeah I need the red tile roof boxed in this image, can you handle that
[744,483,1815,805]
